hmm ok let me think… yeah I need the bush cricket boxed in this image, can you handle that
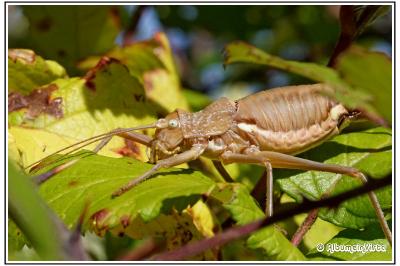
[27,83,392,244]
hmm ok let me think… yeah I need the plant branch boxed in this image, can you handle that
[328,6,389,67]
[118,238,165,261]
[150,175,391,261]
[291,208,319,246]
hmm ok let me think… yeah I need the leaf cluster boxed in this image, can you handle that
[8,5,392,261]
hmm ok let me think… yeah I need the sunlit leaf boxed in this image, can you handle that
[8,49,67,94]
[9,59,157,167]
[78,33,189,113]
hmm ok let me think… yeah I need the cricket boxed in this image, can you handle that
[27,83,392,244]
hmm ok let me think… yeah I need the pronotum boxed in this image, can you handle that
[29,83,392,244]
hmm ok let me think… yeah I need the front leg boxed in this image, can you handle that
[112,144,207,197]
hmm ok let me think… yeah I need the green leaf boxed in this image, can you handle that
[78,33,189,113]
[336,46,392,123]
[9,59,157,167]
[307,223,392,261]
[182,89,212,112]
[9,126,82,168]
[22,6,120,74]
[224,41,344,85]
[35,152,215,234]
[34,151,223,259]
[276,127,392,229]
[8,49,67,94]
[212,184,306,260]
[30,150,219,259]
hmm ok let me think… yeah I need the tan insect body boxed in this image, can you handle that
[158,84,348,159]
[31,83,392,243]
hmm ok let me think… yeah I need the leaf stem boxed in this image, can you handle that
[291,208,319,246]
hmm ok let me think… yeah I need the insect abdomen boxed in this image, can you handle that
[234,84,348,154]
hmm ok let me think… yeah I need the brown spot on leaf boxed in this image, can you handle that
[83,56,121,91]
[36,17,52,31]
[8,84,63,119]
[8,92,29,111]
[68,180,79,187]
[143,71,156,93]
[118,232,125,237]
[153,32,167,49]
[91,208,109,224]
[120,215,131,228]
[85,80,96,91]
[90,208,110,236]
[8,49,36,64]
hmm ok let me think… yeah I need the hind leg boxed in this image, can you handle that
[220,150,392,245]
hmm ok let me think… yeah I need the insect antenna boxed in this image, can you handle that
[26,123,157,172]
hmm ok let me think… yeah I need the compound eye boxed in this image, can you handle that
[168,119,179,128]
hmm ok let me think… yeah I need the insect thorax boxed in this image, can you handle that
[176,97,236,138]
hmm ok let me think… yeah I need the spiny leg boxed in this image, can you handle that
[33,129,153,185]
[112,144,207,197]
[220,151,392,245]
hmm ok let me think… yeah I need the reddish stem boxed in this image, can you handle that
[291,208,319,246]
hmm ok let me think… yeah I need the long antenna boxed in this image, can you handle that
[25,123,157,170]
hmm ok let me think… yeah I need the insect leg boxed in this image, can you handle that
[112,144,207,197]
[117,131,153,147]
[93,129,153,153]
[265,161,273,218]
[220,151,392,244]
[212,161,234,182]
